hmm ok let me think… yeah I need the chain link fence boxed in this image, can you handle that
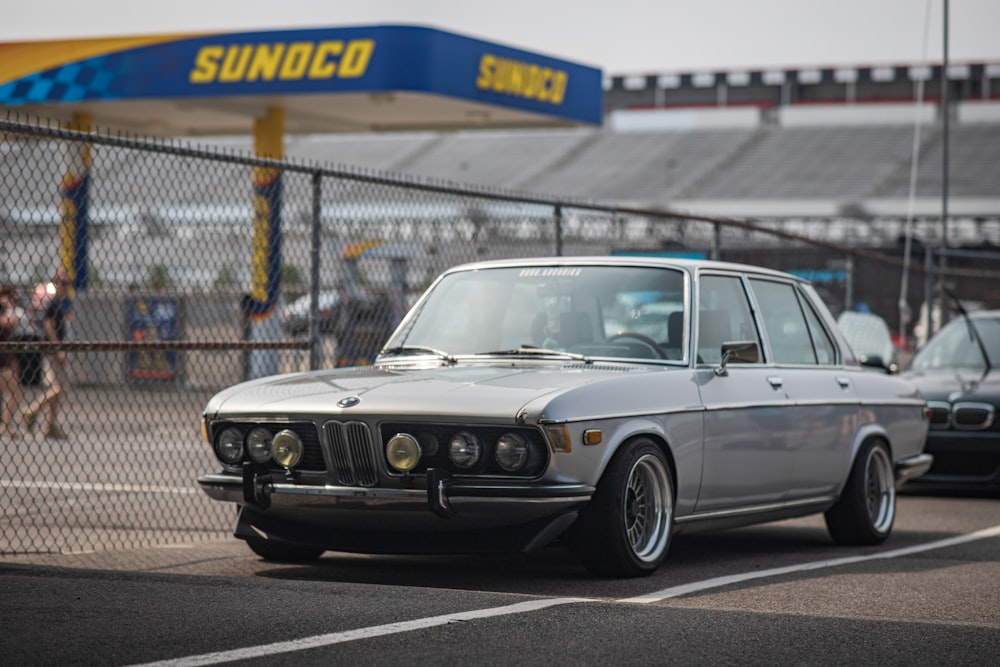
[2,115,999,556]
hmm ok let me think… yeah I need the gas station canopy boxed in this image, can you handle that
[0,24,603,135]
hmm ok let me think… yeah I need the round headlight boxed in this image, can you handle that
[495,432,530,472]
[246,427,273,463]
[386,433,422,472]
[215,427,244,464]
[448,431,482,469]
[271,429,303,469]
[417,432,439,457]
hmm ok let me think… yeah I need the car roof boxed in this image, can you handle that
[444,256,804,282]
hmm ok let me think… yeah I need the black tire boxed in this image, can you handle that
[825,439,896,545]
[570,438,674,577]
[245,536,325,563]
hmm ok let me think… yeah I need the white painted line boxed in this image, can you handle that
[619,524,1000,603]
[128,597,592,667]
[0,479,198,495]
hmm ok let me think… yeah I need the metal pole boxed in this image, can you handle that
[845,253,854,311]
[938,0,950,325]
[554,205,563,256]
[308,171,323,370]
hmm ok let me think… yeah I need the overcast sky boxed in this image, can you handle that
[3,0,998,74]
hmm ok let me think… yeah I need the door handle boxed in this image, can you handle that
[766,376,783,388]
[836,376,851,388]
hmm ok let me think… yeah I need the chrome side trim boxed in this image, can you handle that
[675,496,836,524]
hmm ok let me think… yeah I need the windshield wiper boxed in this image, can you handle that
[942,287,991,391]
[476,345,592,364]
[379,345,458,364]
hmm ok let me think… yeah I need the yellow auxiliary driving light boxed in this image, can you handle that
[386,433,422,472]
[271,429,303,469]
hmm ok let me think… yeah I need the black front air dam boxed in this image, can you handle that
[234,504,580,555]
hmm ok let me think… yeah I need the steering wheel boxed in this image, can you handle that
[607,332,668,359]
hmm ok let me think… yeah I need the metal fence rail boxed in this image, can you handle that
[2,115,998,555]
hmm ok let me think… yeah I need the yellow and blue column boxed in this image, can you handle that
[247,107,284,379]
[58,112,91,296]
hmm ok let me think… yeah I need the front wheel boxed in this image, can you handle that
[570,438,674,577]
[825,439,895,545]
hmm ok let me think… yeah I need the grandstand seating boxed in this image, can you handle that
[249,109,999,220]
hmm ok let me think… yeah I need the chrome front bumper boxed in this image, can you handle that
[894,453,934,487]
[197,469,593,523]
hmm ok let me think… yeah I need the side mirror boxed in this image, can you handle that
[859,354,898,374]
[715,341,760,376]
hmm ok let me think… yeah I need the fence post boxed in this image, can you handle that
[554,205,563,256]
[711,222,721,260]
[844,253,854,311]
[309,171,323,370]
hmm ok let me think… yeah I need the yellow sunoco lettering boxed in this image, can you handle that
[308,41,343,79]
[339,39,375,78]
[246,44,286,81]
[476,54,496,89]
[280,42,313,79]
[189,46,223,83]
[189,40,375,84]
[475,54,567,105]
[219,45,253,82]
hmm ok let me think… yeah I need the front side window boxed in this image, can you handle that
[697,274,761,364]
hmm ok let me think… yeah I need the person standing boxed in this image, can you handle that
[0,286,24,440]
[23,270,71,439]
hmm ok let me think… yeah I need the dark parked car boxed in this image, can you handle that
[280,291,340,336]
[901,309,1000,491]
[198,257,931,576]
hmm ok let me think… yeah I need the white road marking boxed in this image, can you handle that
[0,479,197,495]
[117,524,1000,664]
[619,523,1000,603]
[127,598,593,667]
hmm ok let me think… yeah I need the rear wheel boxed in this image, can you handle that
[571,438,674,577]
[245,536,325,563]
[825,439,895,545]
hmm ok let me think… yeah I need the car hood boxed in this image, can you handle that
[900,368,1000,402]
[204,361,670,423]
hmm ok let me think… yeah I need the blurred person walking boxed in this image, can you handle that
[0,285,24,440]
[23,270,71,439]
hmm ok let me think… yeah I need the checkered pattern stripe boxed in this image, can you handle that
[0,53,133,104]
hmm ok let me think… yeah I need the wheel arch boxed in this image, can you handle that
[596,423,678,495]
[838,424,893,496]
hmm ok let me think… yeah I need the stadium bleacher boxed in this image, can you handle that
[181,60,1000,227]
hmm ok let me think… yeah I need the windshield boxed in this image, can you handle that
[910,315,1000,371]
[384,265,688,362]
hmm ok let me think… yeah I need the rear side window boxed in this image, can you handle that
[749,279,835,365]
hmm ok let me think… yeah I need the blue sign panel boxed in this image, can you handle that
[126,295,180,382]
[0,26,603,125]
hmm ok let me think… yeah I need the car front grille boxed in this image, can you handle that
[953,402,995,430]
[324,420,380,487]
[926,401,995,431]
